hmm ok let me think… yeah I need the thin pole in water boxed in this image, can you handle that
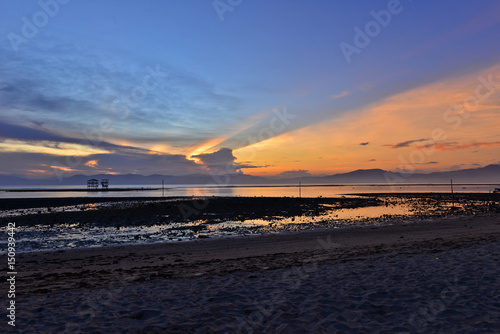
[451,178,454,207]
[162,179,164,197]
[299,181,301,198]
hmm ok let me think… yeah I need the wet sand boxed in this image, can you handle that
[2,193,498,253]
[0,196,381,225]
[2,212,499,332]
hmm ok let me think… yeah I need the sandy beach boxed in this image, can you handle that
[2,211,499,333]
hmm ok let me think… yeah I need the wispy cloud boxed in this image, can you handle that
[384,138,429,149]
[411,161,439,165]
[417,141,500,152]
[330,90,350,100]
[0,40,245,150]
[277,169,312,178]
[0,121,149,155]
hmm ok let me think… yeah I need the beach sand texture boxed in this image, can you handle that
[2,214,499,333]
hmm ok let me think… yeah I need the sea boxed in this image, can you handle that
[0,183,498,199]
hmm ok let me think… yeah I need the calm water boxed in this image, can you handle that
[0,183,497,199]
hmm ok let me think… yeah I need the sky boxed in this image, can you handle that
[1,0,500,179]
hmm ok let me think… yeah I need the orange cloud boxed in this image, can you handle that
[417,141,500,152]
[85,160,98,168]
[50,165,76,172]
[103,170,120,175]
[26,169,50,174]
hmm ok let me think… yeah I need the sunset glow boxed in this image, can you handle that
[233,63,500,175]
[0,140,111,157]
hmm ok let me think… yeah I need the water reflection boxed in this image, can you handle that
[1,183,497,199]
[4,195,492,253]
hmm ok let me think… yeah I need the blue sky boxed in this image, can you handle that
[1,0,499,178]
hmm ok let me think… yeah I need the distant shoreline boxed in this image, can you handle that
[5,187,161,192]
[2,182,499,192]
